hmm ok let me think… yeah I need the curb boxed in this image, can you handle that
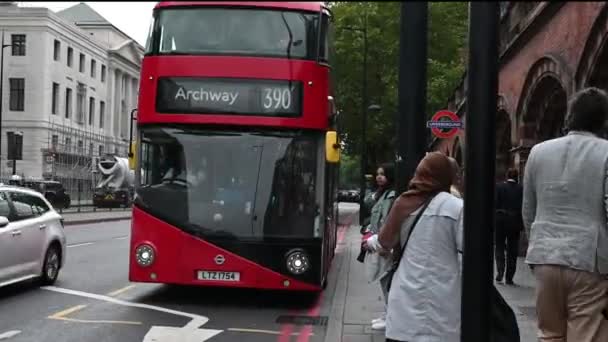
[63,216,131,226]
[323,225,353,342]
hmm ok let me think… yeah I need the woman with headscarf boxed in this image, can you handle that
[365,152,464,342]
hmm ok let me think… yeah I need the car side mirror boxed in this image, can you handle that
[325,131,340,163]
[0,216,9,228]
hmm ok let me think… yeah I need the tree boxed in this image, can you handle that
[332,2,468,172]
[338,153,360,189]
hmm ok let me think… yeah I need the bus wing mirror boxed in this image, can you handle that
[128,142,137,170]
[325,131,340,163]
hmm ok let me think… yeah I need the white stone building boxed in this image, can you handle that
[0,2,142,194]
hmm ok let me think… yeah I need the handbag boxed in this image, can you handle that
[384,196,433,292]
[491,284,521,342]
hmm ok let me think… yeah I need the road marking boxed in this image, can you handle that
[48,304,142,325]
[0,331,21,340]
[107,284,137,297]
[114,236,129,240]
[48,304,87,319]
[51,317,142,325]
[67,242,95,248]
[228,328,313,336]
[42,286,222,341]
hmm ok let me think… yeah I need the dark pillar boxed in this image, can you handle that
[461,3,499,341]
[396,2,428,194]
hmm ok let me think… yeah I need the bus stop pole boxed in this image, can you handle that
[461,3,499,341]
[396,2,428,194]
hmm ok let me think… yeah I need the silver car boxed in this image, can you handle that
[0,186,66,288]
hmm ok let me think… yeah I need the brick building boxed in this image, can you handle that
[432,2,608,181]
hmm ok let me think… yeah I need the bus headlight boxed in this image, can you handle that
[286,249,310,275]
[135,244,155,267]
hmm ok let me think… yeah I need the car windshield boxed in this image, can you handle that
[148,7,320,59]
[136,126,320,240]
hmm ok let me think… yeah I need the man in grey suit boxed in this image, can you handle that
[523,87,608,341]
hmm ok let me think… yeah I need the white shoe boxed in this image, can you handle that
[371,314,386,325]
[371,319,386,330]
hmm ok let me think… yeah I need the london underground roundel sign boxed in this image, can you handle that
[426,110,463,138]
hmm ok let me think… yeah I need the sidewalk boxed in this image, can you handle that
[61,209,132,226]
[325,224,538,342]
[496,258,538,342]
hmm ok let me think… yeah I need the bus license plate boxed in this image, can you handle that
[197,271,240,282]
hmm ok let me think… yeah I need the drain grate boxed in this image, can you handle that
[276,315,328,326]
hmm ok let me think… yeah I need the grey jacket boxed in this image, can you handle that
[522,131,608,274]
[366,189,397,234]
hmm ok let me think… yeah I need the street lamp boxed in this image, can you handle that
[359,103,381,223]
[0,30,13,177]
[337,18,372,225]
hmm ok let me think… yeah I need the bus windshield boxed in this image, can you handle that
[136,127,320,240]
[148,7,320,59]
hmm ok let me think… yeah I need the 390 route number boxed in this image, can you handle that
[262,88,292,110]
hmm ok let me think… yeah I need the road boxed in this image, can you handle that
[0,203,360,342]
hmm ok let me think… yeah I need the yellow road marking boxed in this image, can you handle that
[48,303,142,326]
[106,284,137,297]
[50,317,142,325]
[227,328,314,336]
[48,304,87,319]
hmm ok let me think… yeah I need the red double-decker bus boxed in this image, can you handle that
[128,1,339,291]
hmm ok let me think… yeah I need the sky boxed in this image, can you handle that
[21,2,157,46]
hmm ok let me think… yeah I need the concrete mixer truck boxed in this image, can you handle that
[93,154,135,208]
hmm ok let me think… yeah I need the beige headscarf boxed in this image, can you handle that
[378,152,456,249]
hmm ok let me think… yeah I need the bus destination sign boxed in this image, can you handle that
[156,77,302,117]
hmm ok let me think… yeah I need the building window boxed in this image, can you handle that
[7,132,23,161]
[79,53,85,73]
[99,101,105,128]
[90,59,96,78]
[78,140,83,152]
[101,65,106,82]
[53,40,60,61]
[52,82,59,115]
[76,83,86,123]
[65,137,71,152]
[9,78,25,111]
[51,135,58,150]
[67,47,73,67]
[65,88,72,118]
[89,142,94,156]
[98,145,104,156]
[89,97,95,126]
[11,34,25,56]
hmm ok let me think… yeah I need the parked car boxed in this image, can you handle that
[0,186,66,288]
[338,189,360,203]
[22,180,71,210]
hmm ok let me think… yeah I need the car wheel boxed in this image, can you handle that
[40,244,61,285]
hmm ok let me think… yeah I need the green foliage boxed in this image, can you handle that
[338,153,360,189]
[332,2,468,171]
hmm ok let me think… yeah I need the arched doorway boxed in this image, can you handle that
[522,76,568,144]
[587,38,608,90]
[576,3,608,90]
